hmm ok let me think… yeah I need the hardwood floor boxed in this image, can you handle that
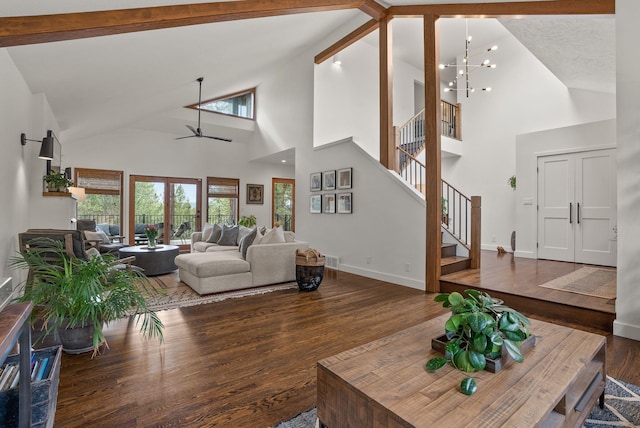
[52,258,640,427]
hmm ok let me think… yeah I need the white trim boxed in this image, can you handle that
[338,264,424,290]
[613,320,640,341]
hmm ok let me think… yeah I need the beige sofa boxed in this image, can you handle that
[175,227,308,295]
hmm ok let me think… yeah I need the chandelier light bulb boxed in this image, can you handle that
[439,64,445,69]
[490,64,497,68]
[449,81,454,87]
[485,87,492,92]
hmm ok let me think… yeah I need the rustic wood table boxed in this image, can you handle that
[317,313,606,428]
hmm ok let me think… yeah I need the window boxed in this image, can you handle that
[74,168,124,236]
[207,177,239,225]
[191,89,255,120]
[272,178,295,231]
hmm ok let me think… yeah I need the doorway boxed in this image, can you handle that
[272,178,295,231]
[129,175,202,250]
[537,148,616,266]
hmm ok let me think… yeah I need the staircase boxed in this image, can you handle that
[394,104,479,275]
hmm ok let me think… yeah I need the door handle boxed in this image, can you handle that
[577,202,580,224]
[569,203,572,224]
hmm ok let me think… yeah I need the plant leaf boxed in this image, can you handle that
[503,339,524,363]
[426,357,447,371]
[434,293,450,303]
[472,333,488,353]
[468,312,487,333]
[468,351,486,371]
[460,377,477,395]
[448,292,465,307]
[503,329,526,341]
[453,350,475,372]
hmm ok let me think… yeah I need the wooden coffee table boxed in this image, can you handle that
[317,314,606,427]
[118,245,179,276]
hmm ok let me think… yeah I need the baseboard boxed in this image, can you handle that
[338,264,424,290]
[514,250,536,259]
[613,319,640,341]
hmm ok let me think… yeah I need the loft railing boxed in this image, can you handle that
[441,100,461,140]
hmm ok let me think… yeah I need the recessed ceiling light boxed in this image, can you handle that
[281,159,287,163]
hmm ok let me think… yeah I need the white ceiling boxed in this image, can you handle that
[3,1,615,163]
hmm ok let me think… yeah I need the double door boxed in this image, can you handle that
[537,149,616,266]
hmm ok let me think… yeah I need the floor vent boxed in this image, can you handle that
[325,255,339,269]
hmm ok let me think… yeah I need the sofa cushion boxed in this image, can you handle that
[109,224,120,236]
[239,228,257,260]
[134,223,147,234]
[260,226,286,244]
[175,252,249,278]
[217,224,239,246]
[284,231,295,243]
[96,223,110,235]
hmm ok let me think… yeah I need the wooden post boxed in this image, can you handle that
[424,14,441,293]
[455,103,462,140]
[470,196,481,269]
[379,15,395,169]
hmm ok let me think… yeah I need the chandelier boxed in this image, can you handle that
[439,20,498,97]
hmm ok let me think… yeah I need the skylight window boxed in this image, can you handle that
[194,89,255,120]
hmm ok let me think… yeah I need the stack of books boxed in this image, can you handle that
[0,353,51,391]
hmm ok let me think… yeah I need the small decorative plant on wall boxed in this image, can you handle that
[426,289,533,395]
[43,171,73,192]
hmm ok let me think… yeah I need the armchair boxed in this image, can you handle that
[76,219,128,255]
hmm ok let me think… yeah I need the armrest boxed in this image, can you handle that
[246,241,309,285]
[190,231,204,253]
[109,235,126,243]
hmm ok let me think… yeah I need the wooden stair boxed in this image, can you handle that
[440,240,471,275]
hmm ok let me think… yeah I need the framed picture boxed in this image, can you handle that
[337,192,352,214]
[323,194,336,214]
[310,194,322,214]
[323,170,336,190]
[310,172,322,192]
[247,184,264,204]
[337,167,352,189]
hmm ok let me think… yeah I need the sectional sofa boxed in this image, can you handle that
[175,224,308,295]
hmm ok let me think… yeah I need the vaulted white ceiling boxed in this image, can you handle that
[3,1,615,146]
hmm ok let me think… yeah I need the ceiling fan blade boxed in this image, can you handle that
[185,125,199,136]
[202,135,232,142]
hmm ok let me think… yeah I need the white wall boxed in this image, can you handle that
[514,119,616,258]
[313,33,380,157]
[614,0,640,341]
[441,27,616,251]
[297,138,426,289]
[63,127,294,236]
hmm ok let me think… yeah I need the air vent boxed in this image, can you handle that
[325,255,339,269]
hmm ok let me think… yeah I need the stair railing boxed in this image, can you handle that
[441,100,462,140]
[395,145,425,194]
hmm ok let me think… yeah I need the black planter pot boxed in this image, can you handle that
[57,320,96,355]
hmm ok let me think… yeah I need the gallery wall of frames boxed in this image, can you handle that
[309,167,352,214]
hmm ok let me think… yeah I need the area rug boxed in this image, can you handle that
[143,275,297,312]
[538,266,616,299]
[274,377,640,428]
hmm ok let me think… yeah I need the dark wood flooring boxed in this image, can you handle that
[52,254,639,427]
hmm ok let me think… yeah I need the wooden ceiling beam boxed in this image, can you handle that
[359,0,388,21]
[389,0,614,18]
[314,19,379,64]
[0,0,367,47]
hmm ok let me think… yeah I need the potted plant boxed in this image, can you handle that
[11,238,164,356]
[43,171,74,192]
[426,289,532,395]
[238,215,257,227]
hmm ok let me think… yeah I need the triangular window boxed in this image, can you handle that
[190,88,255,120]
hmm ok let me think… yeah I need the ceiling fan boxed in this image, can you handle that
[176,77,232,142]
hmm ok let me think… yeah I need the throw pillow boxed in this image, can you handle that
[239,228,258,260]
[252,227,264,246]
[236,226,253,246]
[260,226,286,244]
[201,223,214,241]
[283,231,295,243]
[96,223,110,236]
[217,224,239,246]
[84,230,110,245]
[205,224,222,243]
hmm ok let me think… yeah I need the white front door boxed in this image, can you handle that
[537,149,617,266]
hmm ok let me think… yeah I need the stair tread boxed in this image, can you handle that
[441,256,470,265]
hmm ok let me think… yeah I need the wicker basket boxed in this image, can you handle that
[296,249,325,291]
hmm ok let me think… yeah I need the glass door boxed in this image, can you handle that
[272,178,295,231]
[130,175,202,250]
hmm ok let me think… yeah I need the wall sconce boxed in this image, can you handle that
[20,129,60,161]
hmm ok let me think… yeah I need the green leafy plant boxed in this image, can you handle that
[43,171,74,191]
[426,290,530,394]
[238,215,257,227]
[11,238,164,356]
[508,175,516,190]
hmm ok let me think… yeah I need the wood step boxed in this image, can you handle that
[440,256,471,275]
[441,242,457,258]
